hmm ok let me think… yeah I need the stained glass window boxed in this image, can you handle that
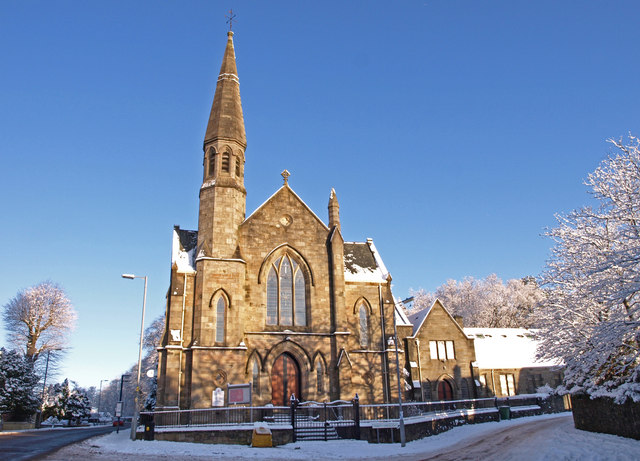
[265,254,307,326]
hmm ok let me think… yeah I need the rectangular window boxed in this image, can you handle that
[437,340,446,360]
[445,340,455,359]
[479,374,487,387]
[430,340,456,360]
[499,374,508,396]
[429,341,438,359]
[500,374,516,396]
[506,374,516,396]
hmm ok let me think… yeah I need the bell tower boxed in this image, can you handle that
[198,31,247,259]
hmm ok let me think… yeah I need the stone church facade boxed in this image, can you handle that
[155,32,408,409]
[155,32,562,410]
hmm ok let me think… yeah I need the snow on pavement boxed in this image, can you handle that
[41,413,640,460]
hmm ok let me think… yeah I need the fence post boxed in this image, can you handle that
[290,393,297,443]
[324,401,328,441]
[353,393,360,440]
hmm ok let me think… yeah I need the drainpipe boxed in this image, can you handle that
[378,284,390,404]
[415,338,425,401]
[177,273,187,408]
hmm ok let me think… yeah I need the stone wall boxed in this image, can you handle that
[149,427,293,446]
[572,394,640,440]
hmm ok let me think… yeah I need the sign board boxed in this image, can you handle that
[212,387,224,407]
[228,383,251,404]
[115,401,123,417]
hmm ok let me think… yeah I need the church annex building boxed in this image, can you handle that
[155,32,561,410]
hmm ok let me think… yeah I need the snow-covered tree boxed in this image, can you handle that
[0,348,41,421]
[44,379,91,425]
[538,136,640,403]
[410,274,542,328]
[2,282,77,369]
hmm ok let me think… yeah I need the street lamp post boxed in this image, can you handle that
[97,379,109,415]
[121,273,148,441]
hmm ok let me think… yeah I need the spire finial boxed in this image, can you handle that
[226,9,237,31]
[281,169,290,185]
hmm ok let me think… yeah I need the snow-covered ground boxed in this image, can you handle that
[41,413,640,461]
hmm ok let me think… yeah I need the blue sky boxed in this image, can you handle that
[1,1,639,389]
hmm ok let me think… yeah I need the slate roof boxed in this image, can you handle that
[407,305,433,335]
[172,227,198,273]
[343,240,389,283]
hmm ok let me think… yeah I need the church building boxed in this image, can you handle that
[155,31,410,409]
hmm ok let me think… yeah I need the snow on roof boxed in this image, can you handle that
[407,305,433,336]
[394,299,412,327]
[464,328,562,369]
[343,240,389,283]
[172,227,197,273]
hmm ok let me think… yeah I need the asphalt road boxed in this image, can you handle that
[416,414,571,461]
[0,424,123,461]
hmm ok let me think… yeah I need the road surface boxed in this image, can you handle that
[0,425,120,461]
[416,414,578,461]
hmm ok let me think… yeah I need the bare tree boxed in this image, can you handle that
[538,136,640,402]
[2,281,77,367]
[410,274,542,328]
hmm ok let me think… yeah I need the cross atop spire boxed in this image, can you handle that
[226,9,237,31]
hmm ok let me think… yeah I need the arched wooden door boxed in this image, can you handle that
[438,380,454,401]
[271,353,300,406]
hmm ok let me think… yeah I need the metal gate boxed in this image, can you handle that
[290,395,360,442]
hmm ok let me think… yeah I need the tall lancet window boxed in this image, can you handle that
[266,254,307,326]
[235,156,241,177]
[208,148,216,177]
[316,361,324,394]
[215,296,226,343]
[252,359,260,393]
[359,303,369,348]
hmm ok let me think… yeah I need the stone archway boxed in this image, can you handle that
[271,353,301,406]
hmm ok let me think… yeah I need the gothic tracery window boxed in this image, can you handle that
[266,254,307,326]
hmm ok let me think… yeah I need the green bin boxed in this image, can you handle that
[498,406,510,420]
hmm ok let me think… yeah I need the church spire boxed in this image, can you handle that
[204,31,246,148]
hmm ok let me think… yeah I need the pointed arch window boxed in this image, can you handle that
[252,359,260,393]
[316,361,324,394]
[359,303,369,348]
[235,156,241,177]
[222,152,230,173]
[215,296,226,343]
[266,254,307,326]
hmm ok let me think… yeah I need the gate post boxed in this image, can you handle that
[290,393,297,443]
[353,393,360,440]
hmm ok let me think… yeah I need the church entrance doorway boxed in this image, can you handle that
[271,353,300,406]
[438,380,454,401]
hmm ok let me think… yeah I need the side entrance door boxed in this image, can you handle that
[271,353,300,406]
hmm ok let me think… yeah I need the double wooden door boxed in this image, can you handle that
[438,380,454,401]
[271,353,300,406]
